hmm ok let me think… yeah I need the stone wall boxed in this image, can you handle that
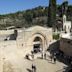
[17,26,53,53]
[48,40,60,52]
[60,38,72,56]
[0,30,14,35]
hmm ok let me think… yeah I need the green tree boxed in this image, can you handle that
[48,0,56,29]
[24,11,33,23]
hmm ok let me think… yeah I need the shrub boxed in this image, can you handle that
[53,34,60,40]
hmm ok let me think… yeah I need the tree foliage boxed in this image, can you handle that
[0,5,72,30]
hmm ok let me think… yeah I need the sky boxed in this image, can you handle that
[0,0,72,15]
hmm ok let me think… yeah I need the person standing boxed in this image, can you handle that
[53,55,56,64]
[70,61,72,67]
[44,53,46,60]
[31,51,34,60]
[33,65,36,72]
[32,64,36,72]
[32,54,34,60]
[41,53,43,59]
[50,54,53,62]
[32,64,34,72]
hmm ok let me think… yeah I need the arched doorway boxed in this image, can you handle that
[33,36,43,53]
[27,32,47,54]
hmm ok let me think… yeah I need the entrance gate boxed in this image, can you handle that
[33,37,42,53]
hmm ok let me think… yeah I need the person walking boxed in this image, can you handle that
[32,64,36,72]
[44,53,46,60]
[70,61,72,67]
[50,54,53,62]
[41,53,43,59]
[33,65,36,72]
[31,51,34,60]
[53,55,56,64]
[32,54,34,60]
[32,64,34,72]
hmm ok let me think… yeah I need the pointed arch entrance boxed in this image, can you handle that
[30,33,47,54]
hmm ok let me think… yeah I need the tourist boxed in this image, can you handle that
[53,55,56,64]
[41,53,43,59]
[69,57,72,64]
[32,64,36,72]
[70,61,72,67]
[32,54,34,60]
[54,52,56,56]
[31,51,34,60]
[32,64,34,72]
[26,54,29,60]
[31,51,33,54]
[44,53,46,60]
[33,65,36,72]
[50,54,53,62]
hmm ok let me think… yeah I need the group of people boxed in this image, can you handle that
[50,53,57,64]
[25,51,57,64]
[25,51,34,60]
[41,52,57,64]
[26,51,57,72]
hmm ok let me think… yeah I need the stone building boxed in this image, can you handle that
[0,25,53,72]
[0,25,53,55]
[63,15,71,33]
[60,33,72,56]
[17,26,53,55]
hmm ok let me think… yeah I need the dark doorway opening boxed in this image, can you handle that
[33,37,42,53]
[33,44,41,53]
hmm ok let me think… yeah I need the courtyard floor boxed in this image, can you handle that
[0,43,67,72]
[3,57,67,72]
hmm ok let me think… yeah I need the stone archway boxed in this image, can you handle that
[30,33,47,53]
[26,32,48,55]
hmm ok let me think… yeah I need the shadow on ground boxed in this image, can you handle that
[26,68,32,72]
[47,40,72,72]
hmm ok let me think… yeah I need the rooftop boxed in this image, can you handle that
[61,33,72,40]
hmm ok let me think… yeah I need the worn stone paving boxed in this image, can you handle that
[1,45,67,72]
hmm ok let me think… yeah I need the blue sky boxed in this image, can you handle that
[0,0,72,14]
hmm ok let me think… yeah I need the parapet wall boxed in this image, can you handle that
[60,38,72,56]
[0,30,14,35]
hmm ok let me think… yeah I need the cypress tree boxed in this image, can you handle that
[62,1,68,18]
[48,0,56,29]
